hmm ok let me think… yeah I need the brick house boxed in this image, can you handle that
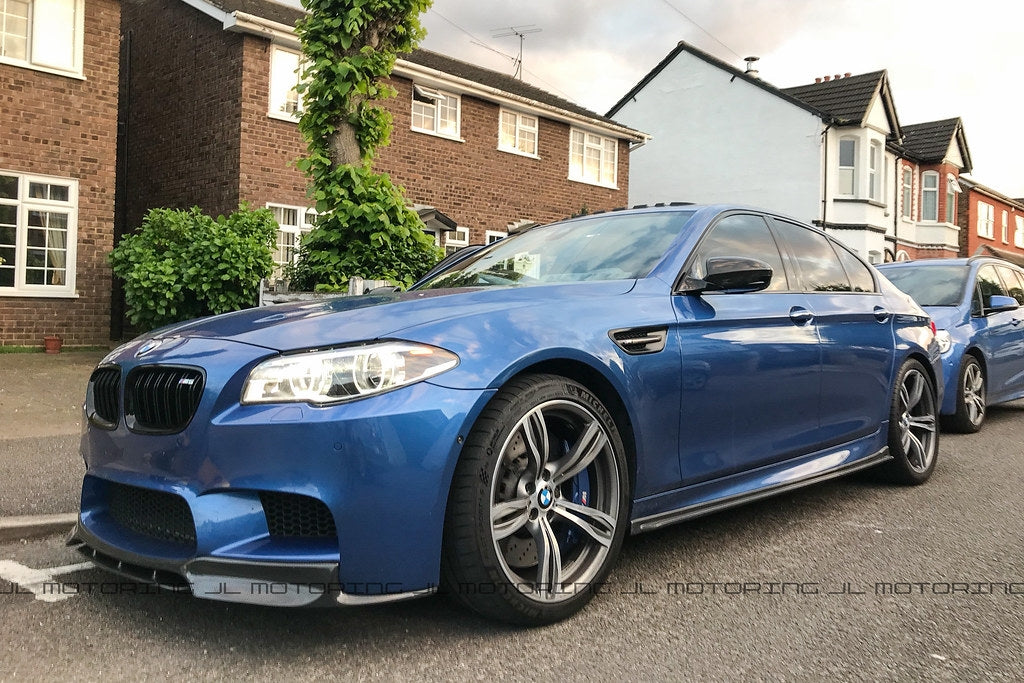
[121,0,646,282]
[608,41,975,263]
[0,0,120,347]
[957,177,1024,266]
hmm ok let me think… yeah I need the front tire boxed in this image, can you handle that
[878,359,939,485]
[942,355,985,433]
[442,374,629,625]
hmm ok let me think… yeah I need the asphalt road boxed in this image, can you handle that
[2,400,1022,680]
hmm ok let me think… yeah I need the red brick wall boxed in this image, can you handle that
[959,186,1024,259]
[230,47,631,244]
[122,0,244,229]
[0,0,120,347]
[376,77,630,242]
[237,36,309,212]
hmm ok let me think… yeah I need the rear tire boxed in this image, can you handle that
[441,374,629,625]
[941,355,985,434]
[877,359,939,485]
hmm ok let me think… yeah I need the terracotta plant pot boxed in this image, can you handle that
[43,335,63,354]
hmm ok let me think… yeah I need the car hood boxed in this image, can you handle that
[921,305,965,331]
[138,281,637,352]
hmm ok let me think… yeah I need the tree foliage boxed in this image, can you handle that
[290,0,441,291]
[110,206,276,330]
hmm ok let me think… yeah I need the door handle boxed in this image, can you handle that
[873,306,890,323]
[789,306,814,325]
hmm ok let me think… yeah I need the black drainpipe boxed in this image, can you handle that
[820,121,834,227]
[111,29,131,341]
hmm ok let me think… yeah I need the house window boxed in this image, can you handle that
[977,201,995,239]
[868,141,881,200]
[1002,211,1009,243]
[269,47,303,119]
[0,0,82,76]
[569,129,617,187]
[0,170,77,295]
[499,109,538,156]
[268,203,314,277]
[411,84,460,138]
[946,175,960,223]
[838,138,856,196]
[1016,215,1024,248]
[485,230,507,244]
[921,171,939,221]
[901,168,913,219]
[444,226,470,255]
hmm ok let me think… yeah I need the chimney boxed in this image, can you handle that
[744,56,760,79]
[834,74,841,80]
[844,72,852,78]
[815,77,822,83]
[823,75,831,81]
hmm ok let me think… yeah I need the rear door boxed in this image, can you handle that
[672,212,822,485]
[768,218,895,446]
[978,264,1024,398]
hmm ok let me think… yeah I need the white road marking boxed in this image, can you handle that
[0,560,94,602]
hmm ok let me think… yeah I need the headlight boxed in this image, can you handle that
[241,342,459,405]
[935,330,952,354]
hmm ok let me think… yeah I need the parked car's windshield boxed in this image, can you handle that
[880,264,968,306]
[416,211,696,289]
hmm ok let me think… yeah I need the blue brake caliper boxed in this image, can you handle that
[559,438,590,554]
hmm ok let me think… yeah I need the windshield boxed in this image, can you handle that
[417,211,696,290]
[879,264,968,306]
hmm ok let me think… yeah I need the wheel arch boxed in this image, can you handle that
[505,359,638,502]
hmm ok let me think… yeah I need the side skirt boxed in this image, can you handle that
[631,447,891,534]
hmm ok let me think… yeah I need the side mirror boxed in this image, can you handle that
[986,294,1020,314]
[681,257,773,294]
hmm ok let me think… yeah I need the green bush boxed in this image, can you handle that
[110,206,277,330]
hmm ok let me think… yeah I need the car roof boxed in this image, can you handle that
[878,256,1022,270]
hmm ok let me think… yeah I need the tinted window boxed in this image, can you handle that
[996,265,1024,305]
[418,211,696,289]
[878,264,967,306]
[976,265,1008,312]
[771,220,851,292]
[690,214,788,291]
[834,244,876,292]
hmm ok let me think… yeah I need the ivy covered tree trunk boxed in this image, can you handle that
[291,0,441,291]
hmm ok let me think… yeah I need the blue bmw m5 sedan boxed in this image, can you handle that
[71,204,942,624]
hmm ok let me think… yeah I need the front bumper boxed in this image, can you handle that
[76,336,493,606]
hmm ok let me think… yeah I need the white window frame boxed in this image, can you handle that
[977,201,995,239]
[267,203,314,277]
[498,109,539,158]
[411,84,461,140]
[1015,215,1024,248]
[0,169,78,297]
[568,128,618,188]
[901,167,913,220]
[868,141,881,201]
[921,171,939,222]
[444,226,470,255]
[0,0,84,78]
[485,230,507,244]
[268,46,303,122]
[837,137,856,196]
[1002,210,1009,243]
[945,174,960,224]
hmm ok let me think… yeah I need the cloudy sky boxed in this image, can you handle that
[282,0,1024,197]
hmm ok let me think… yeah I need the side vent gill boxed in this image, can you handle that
[609,327,668,355]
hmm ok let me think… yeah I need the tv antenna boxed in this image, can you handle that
[491,25,542,79]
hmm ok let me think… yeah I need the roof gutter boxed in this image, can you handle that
[223,11,301,49]
[395,59,649,143]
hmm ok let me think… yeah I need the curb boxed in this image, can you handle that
[0,513,77,543]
